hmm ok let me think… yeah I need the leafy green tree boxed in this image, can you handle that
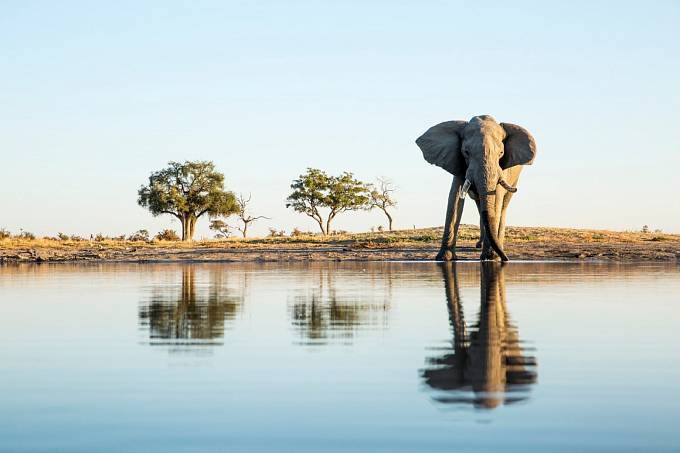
[138,161,238,241]
[286,168,370,235]
[368,177,397,231]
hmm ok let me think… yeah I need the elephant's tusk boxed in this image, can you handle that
[498,178,517,193]
[459,179,471,199]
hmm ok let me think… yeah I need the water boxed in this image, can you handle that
[1,262,679,452]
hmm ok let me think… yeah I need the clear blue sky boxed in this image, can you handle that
[2,1,679,237]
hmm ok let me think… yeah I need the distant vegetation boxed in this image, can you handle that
[368,177,397,231]
[2,161,401,243]
[209,193,268,238]
[137,161,239,241]
[285,168,396,235]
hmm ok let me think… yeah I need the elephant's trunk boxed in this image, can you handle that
[479,185,508,261]
[481,207,509,262]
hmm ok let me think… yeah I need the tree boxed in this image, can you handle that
[368,177,397,231]
[286,168,370,235]
[209,219,233,238]
[232,193,269,238]
[138,161,238,241]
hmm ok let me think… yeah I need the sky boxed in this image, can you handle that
[1,0,679,238]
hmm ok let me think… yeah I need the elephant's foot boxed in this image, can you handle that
[475,239,483,249]
[480,249,501,262]
[436,248,457,261]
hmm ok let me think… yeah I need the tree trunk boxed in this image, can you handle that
[325,216,333,236]
[181,214,197,241]
[181,216,189,241]
[385,210,393,231]
[189,217,196,241]
[242,221,248,238]
[315,218,326,235]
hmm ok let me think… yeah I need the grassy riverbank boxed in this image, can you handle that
[1,225,679,263]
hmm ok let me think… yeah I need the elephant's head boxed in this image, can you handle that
[416,115,536,261]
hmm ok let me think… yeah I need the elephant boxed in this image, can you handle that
[420,262,537,409]
[416,115,537,261]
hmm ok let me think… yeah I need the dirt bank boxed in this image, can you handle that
[1,226,679,263]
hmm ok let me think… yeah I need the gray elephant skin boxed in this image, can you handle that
[416,115,537,261]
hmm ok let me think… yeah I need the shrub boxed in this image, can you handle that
[155,229,179,241]
[18,230,35,240]
[641,225,649,233]
[413,233,438,242]
[0,228,10,239]
[128,229,150,242]
[95,233,107,242]
[57,232,70,241]
[268,228,286,237]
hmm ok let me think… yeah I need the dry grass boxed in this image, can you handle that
[1,225,678,252]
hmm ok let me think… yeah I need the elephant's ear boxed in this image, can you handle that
[415,121,467,177]
[500,123,537,169]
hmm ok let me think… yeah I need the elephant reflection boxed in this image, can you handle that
[421,262,537,409]
[290,267,390,345]
[138,266,245,346]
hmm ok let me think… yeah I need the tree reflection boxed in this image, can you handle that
[138,266,245,348]
[421,262,537,409]
[290,267,390,345]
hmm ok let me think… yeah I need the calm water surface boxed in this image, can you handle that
[1,262,679,452]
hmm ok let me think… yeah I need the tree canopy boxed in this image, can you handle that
[286,168,370,235]
[138,161,238,241]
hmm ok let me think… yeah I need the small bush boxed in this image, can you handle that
[0,228,10,239]
[155,229,179,241]
[290,228,303,237]
[268,228,286,237]
[57,232,70,241]
[641,225,649,233]
[413,234,438,242]
[128,229,150,242]
[95,233,107,242]
[18,230,35,240]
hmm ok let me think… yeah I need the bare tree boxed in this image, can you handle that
[233,193,269,238]
[368,177,397,231]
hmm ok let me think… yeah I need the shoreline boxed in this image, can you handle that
[1,244,678,264]
[1,226,679,264]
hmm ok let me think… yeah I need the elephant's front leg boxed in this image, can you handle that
[437,177,465,261]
